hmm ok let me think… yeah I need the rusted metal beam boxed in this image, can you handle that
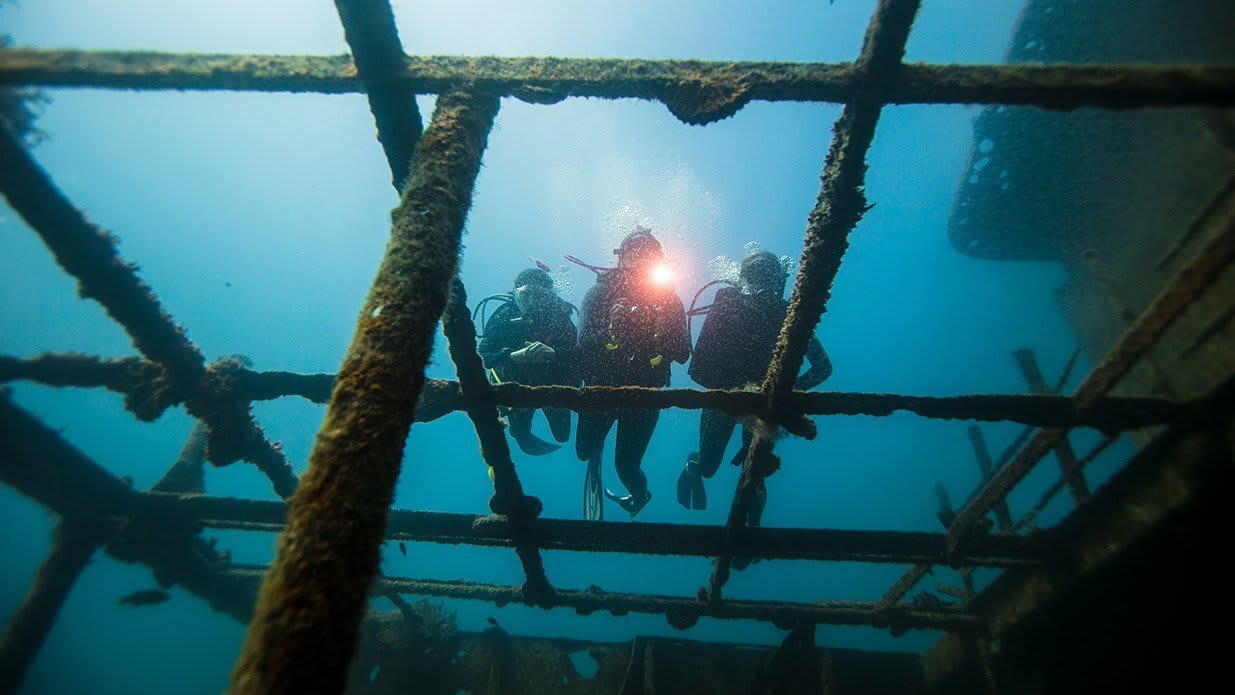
[946,212,1235,556]
[441,279,554,605]
[2,352,1191,429]
[137,493,1038,567]
[229,89,499,695]
[1013,348,1090,502]
[1012,433,1121,533]
[0,390,260,623]
[4,50,1235,115]
[1081,251,1178,397]
[0,388,140,514]
[0,521,104,693]
[0,129,297,498]
[965,426,1013,531]
[353,575,982,633]
[875,564,931,612]
[333,0,422,190]
[708,0,922,604]
[1156,172,1235,271]
[923,379,1234,689]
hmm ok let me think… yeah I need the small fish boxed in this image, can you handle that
[398,542,407,558]
[486,617,500,627]
[117,589,171,607]
[224,281,232,288]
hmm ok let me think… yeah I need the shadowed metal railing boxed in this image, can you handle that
[2,0,1233,692]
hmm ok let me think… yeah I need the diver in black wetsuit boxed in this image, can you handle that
[677,250,832,528]
[574,228,691,520]
[477,267,579,456]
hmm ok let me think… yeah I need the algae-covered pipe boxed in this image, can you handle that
[229,90,499,694]
[333,0,423,191]
[709,0,921,603]
[442,280,554,604]
[0,521,103,693]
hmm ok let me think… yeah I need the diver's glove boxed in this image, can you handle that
[510,341,556,364]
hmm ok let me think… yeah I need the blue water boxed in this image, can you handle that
[1,1,1136,692]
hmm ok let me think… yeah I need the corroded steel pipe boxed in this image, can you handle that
[441,280,554,604]
[946,213,1235,556]
[145,494,1039,566]
[372,576,983,633]
[0,522,103,693]
[229,89,499,694]
[2,353,1191,429]
[334,0,423,190]
[3,50,1235,114]
[0,129,297,497]
[709,0,922,603]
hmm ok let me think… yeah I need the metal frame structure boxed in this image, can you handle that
[2,0,1234,692]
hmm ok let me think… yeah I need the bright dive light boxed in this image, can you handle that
[650,262,674,286]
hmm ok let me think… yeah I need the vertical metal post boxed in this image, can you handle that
[707,0,922,602]
[441,279,554,604]
[230,90,499,694]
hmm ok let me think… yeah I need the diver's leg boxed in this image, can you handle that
[696,409,738,478]
[607,409,659,517]
[678,409,738,510]
[729,425,755,467]
[544,408,572,443]
[507,407,532,439]
[575,410,615,462]
[506,407,560,456]
[576,410,616,521]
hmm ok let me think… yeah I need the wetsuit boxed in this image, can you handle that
[689,286,831,479]
[478,299,579,447]
[575,268,691,499]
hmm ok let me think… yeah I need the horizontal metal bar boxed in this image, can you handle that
[219,566,979,633]
[2,50,1232,117]
[380,575,982,633]
[146,494,1037,567]
[1,353,1192,430]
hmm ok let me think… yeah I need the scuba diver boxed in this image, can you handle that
[571,227,691,520]
[677,249,832,547]
[476,266,579,456]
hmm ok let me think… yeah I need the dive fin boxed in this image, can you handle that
[676,458,707,511]
[511,431,562,456]
[584,457,603,521]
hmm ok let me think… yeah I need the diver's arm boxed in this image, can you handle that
[478,306,516,369]
[794,335,832,390]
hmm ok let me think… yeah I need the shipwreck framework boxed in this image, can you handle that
[1,0,1234,692]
